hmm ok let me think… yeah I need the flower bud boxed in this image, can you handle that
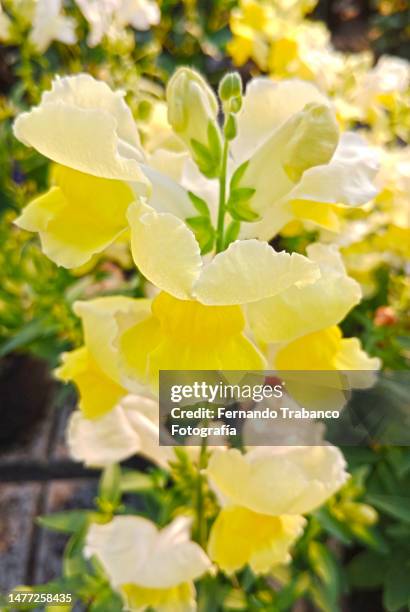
[281,103,339,182]
[166,67,222,176]
[340,501,378,526]
[219,72,243,102]
[224,114,237,140]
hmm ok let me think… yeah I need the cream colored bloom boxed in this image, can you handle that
[0,1,11,41]
[67,394,173,468]
[30,0,77,52]
[76,0,160,47]
[13,74,148,185]
[208,445,348,516]
[231,79,379,238]
[85,515,211,611]
[128,200,319,304]
[208,507,305,574]
[207,445,347,574]
[248,243,361,344]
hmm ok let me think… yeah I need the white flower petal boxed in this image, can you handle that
[127,201,202,300]
[86,515,211,589]
[13,74,148,188]
[142,162,195,219]
[285,132,379,207]
[232,78,329,163]
[194,239,319,305]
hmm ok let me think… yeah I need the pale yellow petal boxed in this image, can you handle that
[74,296,151,385]
[13,74,148,188]
[56,347,127,418]
[15,165,135,267]
[232,78,329,162]
[127,201,202,300]
[248,244,361,343]
[194,239,319,305]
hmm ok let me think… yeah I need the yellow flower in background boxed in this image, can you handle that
[208,446,348,517]
[85,515,211,612]
[207,446,347,573]
[208,507,305,574]
[275,325,380,371]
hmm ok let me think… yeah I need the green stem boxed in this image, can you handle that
[196,441,208,548]
[216,137,229,253]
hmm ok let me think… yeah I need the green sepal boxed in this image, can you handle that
[190,122,222,178]
[230,159,250,190]
[186,215,215,254]
[188,191,211,217]
[224,220,241,249]
[226,186,259,222]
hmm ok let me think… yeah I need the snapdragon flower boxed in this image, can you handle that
[76,0,160,47]
[85,515,211,611]
[13,71,378,270]
[67,393,173,467]
[207,445,348,573]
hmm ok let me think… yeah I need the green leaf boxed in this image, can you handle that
[186,216,215,254]
[99,464,122,508]
[308,541,343,607]
[119,470,154,493]
[0,317,57,357]
[89,586,123,612]
[190,134,220,179]
[227,187,256,204]
[63,528,89,578]
[347,551,388,588]
[230,160,250,190]
[314,507,353,546]
[365,493,410,523]
[224,220,240,249]
[383,552,410,612]
[226,186,258,222]
[188,191,210,217]
[349,523,390,553]
[37,511,93,534]
[275,573,310,610]
[227,199,259,223]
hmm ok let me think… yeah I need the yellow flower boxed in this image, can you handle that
[207,446,348,517]
[13,74,148,186]
[56,346,127,419]
[275,325,380,371]
[248,243,361,344]
[119,291,265,387]
[208,507,305,574]
[55,296,150,417]
[15,165,135,267]
[85,516,211,612]
[231,80,379,239]
[207,446,347,574]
